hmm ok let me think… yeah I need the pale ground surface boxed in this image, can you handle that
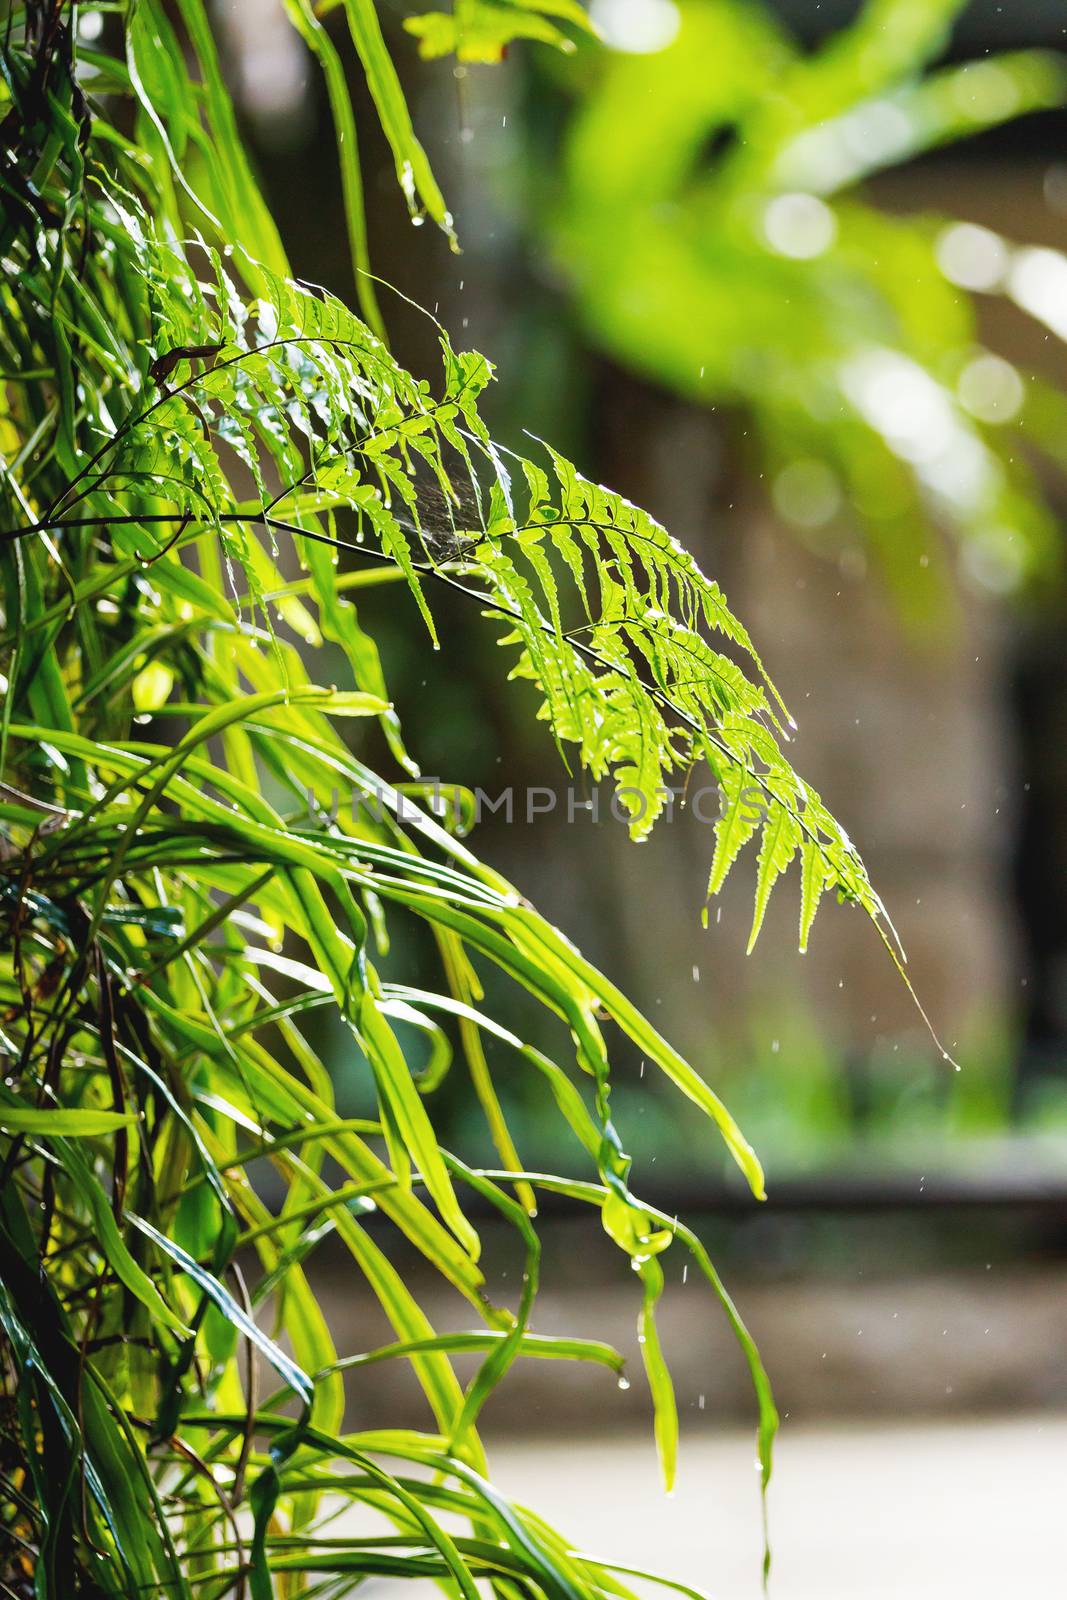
[380,1413,1066,1598]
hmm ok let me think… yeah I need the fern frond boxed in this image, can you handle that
[13,201,883,950]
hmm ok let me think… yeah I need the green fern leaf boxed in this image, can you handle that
[799,836,833,953]
[708,763,762,898]
[747,801,802,953]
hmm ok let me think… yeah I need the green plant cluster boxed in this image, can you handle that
[0,3,906,1595]
[528,0,1067,615]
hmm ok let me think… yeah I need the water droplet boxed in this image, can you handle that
[617,1376,630,1391]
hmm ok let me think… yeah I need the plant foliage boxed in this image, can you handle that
[0,3,900,1594]
[540,0,1067,615]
